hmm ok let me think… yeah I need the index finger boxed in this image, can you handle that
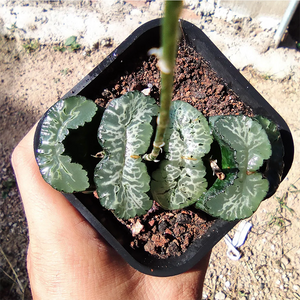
[11,126,98,243]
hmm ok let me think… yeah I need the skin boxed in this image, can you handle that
[11,126,211,300]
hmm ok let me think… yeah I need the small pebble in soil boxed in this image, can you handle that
[281,256,290,266]
[215,291,226,300]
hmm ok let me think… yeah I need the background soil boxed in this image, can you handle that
[0,1,300,300]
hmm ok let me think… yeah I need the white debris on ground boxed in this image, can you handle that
[0,0,300,80]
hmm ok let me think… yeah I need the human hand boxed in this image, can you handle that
[12,126,211,300]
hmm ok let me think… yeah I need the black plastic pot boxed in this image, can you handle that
[34,19,293,277]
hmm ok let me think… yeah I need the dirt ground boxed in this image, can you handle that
[1,2,300,300]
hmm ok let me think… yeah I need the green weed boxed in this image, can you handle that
[261,73,272,80]
[60,68,71,76]
[6,22,18,34]
[53,44,67,52]
[65,36,81,52]
[22,39,40,53]
[53,36,81,53]
[267,183,297,233]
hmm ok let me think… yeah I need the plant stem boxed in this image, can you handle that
[143,0,183,161]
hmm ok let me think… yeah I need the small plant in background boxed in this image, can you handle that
[53,36,81,52]
[261,73,272,80]
[65,36,81,52]
[60,68,71,76]
[6,22,18,36]
[53,44,66,52]
[267,182,297,233]
[22,39,40,53]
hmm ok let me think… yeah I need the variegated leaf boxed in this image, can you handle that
[94,91,159,219]
[212,115,272,172]
[254,116,284,197]
[195,131,238,209]
[206,172,269,220]
[35,96,99,193]
[201,115,272,220]
[151,101,213,210]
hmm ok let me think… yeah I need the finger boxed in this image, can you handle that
[12,126,90,241]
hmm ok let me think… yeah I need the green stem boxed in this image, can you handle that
[144,0,183,161]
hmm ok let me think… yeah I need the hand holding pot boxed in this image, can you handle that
[12,126,211,300]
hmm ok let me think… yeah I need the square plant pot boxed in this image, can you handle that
[34,19,293,277]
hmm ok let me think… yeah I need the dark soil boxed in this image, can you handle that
[121,202,214,259]
[95,42,254,118]
[90,42,254,258]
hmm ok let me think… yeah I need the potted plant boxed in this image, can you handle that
[34,1,293,277]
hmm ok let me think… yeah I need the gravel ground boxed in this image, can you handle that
[0,1,300,299]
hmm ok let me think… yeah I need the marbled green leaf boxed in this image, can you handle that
[195,131,238,209]
[200,115,272,220]
[254,116,284,197]
[94,91,159,219]
[212,115,272,172]
[36,96,99,193]
[206,172,269,220]
[151,101,213,210]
